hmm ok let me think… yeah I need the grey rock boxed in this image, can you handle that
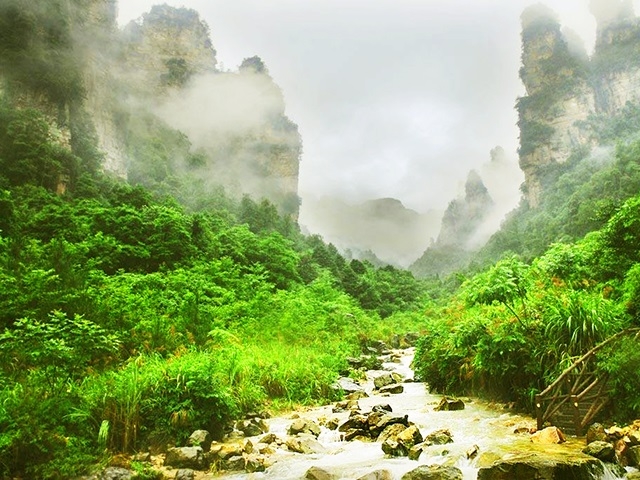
[288,418,321,437]
[434,397,465,411]
[586,423,607,444]
[286,434,327,454]
[237,417,269,437]
[401,464,463,480]
[164,446,205,470]
[174,469,195,480]
[476,453,603,480]
[97,468,134,480]
[379,384,404,394]
[424,428,454,446]
[305,466,337,480]
[628,445,640,467]
[187,429,212,451]
[333,377,365,394]
[374,373,395,390]
[357,469,393,480]
[583,440,615,462]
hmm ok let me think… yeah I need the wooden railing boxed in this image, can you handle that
[535,328,639,436]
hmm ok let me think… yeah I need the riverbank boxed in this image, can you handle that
[82,348,640,480]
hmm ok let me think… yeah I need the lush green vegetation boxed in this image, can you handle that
[0,96,427,478]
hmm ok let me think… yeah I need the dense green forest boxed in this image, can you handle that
[3,1,640,478]
[0,101,428,478]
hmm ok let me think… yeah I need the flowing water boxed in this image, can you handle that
[214,348,634,479]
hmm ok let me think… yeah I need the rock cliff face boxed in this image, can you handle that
[0,1,301,217]
[518,2,640,207]
[434,170,494,249]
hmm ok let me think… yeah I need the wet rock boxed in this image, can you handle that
[236,417,269,437]
[259,432,278,444]
[215,442,245,460]
[434,397,465,411]
[347,391,370,400]
[256,442,276,455]
[371,404,393,413]
[374,373,395,390]
[379,384,404,395]
[344,428,369,441]
[333,377,365,394]
[288,418,321,437]
[615,437,629,464]
[381,425,423,457]
[286,434,327,454]
[466,444,480,459]
[347,355,383,370]
[408,442,427,460]
[325,417,341,430]
[357,469,393,480]
[244,453,267,473]
[221,455,245,471]
[132,451,151,462]
[627,472,640,480]
[583,440,615,462]
[187,429,212,451]
[424,429,453,446]
[378,423,408,444]
[371,413,409,437]
[174,469,195,480]
[586,423,607,444]
[339,414,369,433]
[628,445,640,467]
[305,466,338,480]
[96,467,134,480]
[476,453,603,480]
[530,426,565,444]
[164,446,205,470]
[401,464,463,480]
[333,400,360,412]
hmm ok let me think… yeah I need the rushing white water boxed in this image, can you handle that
[214,348,631,479]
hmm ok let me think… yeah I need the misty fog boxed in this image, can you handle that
[116,0,640,265]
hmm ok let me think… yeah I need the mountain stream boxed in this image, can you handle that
[213,348,632,480]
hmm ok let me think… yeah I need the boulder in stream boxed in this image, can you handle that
[586,423,607,444]
[401,464,463,480]
[476,452,603,480]
[236,417,269,437]
[434,397,465,411]
[582,440,615,462]
[288,418,321,437]
[424,428,454,446]
[381,424,423,457]
[628,445,640,467]
[379,384,404,395]
[373,372,395,390]
[286,434,327,454]
[530,426,565,444]
[333,377,365,394]
[357,469,393,480]
[305,466,338,480]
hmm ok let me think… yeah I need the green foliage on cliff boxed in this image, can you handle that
[0,0,86,105]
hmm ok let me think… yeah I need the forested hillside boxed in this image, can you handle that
[413,3,640,433]
[4,0,640,478]
[0,1,427,478]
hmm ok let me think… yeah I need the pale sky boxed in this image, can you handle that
[116,1,637,228]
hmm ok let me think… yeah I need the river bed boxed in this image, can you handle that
[212,348,632,480]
